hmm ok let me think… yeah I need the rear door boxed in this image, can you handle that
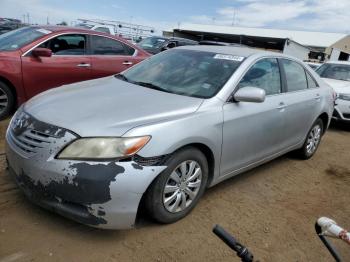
[279,59,321,147]
[88,35,140,78]
[221,57,287,175]
[21,34,91,98]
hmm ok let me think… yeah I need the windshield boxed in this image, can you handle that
[122,49,244,98]
[316,63,350,81]
[0,27,50,51]
[138,37,167,49]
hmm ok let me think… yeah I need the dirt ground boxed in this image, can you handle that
[0,119,349,262]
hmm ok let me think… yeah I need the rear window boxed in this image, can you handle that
[281,59,308,92]
[0,27,50,51]
[90,35,135,56]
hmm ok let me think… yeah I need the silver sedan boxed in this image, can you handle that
[6,46,334,229]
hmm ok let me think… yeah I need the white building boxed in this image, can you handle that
[166,23,347,61]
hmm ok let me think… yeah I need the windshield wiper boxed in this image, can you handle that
[114,74,130,82]
[134,81,170,93]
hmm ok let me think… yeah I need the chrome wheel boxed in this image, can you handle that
[163,160,202,213]
[306,124,321,155]
[0,87,9,115]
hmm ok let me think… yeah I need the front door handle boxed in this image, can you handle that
[77,63,91,68]
[277,102,286,110]
[315,94,321,101]
[123,61,133,65]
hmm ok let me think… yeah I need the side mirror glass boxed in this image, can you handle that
[32,48,52,58]
[233,87,266,103]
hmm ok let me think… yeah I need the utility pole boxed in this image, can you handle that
[22,14,26,24]
[231,9,236,26]
[27,13,30,25]
[46,15,49,25]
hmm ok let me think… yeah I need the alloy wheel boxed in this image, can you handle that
[163,160,202,213]
[0,87,9,115]
[306,124,322,155]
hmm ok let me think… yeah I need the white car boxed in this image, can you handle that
[317,61,350,122]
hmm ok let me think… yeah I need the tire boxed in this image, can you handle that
[297,118,324,159]
[145,147,208,224]
[0,81,15,120]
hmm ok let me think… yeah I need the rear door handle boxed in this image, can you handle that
[77,63,91,68]
[277,102,286,110]
[315,94,321,101]
[123,61,133,65]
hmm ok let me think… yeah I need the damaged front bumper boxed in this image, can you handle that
[5,112,166,229]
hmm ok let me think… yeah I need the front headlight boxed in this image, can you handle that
[338,93,350,101]
[57,136,151,160]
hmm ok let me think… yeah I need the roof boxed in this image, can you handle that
[325,60,350,65]
[179,45,276,57]
[146,36,197,42]
[175,23,347,48]
[32,25,95,34]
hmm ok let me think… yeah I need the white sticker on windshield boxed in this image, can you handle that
[214,54,244,61]
[36,28,52,34]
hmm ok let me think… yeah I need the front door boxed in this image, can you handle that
[221,58,287,175]
[21,34,91,98]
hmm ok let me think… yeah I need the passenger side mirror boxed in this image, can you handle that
[233,87,266,103]
[32,48,52,58]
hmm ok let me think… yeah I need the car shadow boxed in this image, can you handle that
[329,121,350,132]
[137,154,291,228]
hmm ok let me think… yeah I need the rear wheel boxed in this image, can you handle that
[0,81,15,120]
[297,119,323,159]
[145,147,208,224]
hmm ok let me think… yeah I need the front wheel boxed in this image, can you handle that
[145,147,208,224]
[0,81,15,120]
[297,119,324,159]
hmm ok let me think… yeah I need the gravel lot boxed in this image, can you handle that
[0,119,349,262]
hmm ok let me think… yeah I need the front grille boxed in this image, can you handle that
[9,129,51,154]
[8,110,68,157]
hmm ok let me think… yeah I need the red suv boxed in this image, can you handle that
[0,26,150,119]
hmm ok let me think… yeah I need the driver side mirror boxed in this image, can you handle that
[233,87,266,103]
[32,48,52,58]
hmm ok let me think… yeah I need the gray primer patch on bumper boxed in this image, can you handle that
[131,163,143,170]
[10,162,126,226]
[12,168,107,225]
[66,162,125,204]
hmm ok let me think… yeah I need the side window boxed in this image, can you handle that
[281,59,308,92]
[306,71,318,89]
[90,35,133,55]
[238,58,281,95]
[39,34,86,55]
[123,44,136,56]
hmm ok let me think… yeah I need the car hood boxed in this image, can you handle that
[24,76,204,137]
[322,78,350,93]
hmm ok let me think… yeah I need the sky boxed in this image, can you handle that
[0,0,349,34]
